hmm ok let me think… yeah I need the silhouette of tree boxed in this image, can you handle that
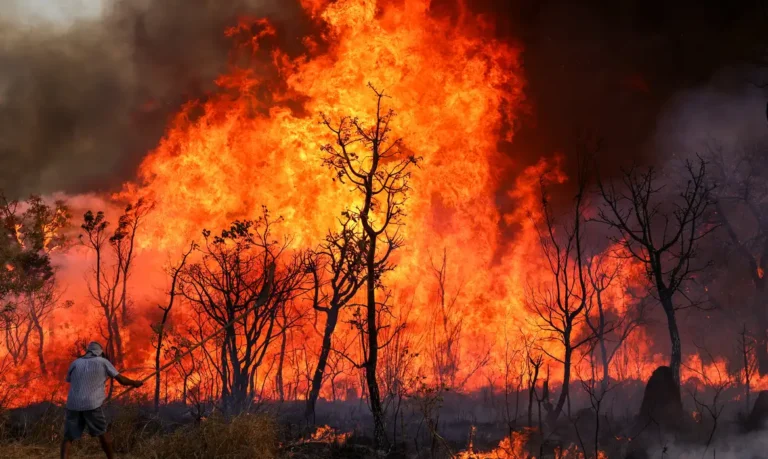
[320,84,420,449]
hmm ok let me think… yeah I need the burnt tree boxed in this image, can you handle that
[527,162,593,426]
[152,241,196,413]
[81,200,150,365]
[708,144,768,374]
[114,199,152,326]
[597,157,715,386]
[320,84,420,449]
[429,249,464,389]
[305,212,366,420]
[180,211,302,412]
[584,255,647,394]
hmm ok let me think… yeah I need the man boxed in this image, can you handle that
[61,342,143,459]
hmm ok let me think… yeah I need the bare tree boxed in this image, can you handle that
[683,345,730,454]
[167,334,197,407]
[80,200,150,365]
[429,249,465,389]
[274,293,307,402]
[114,199,153,326]
[584,254,647,393]
[527,162,593,425]
[152,242,196,413]
[574,361,615,459]
[523,333,544,429]
[708,144,768,373]
[305,213,366,419]
[737,324,758,412]
[320,84,420,448]
[180,210,303,412]
[597,157,716,385]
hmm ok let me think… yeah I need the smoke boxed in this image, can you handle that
[0,0,307,198]
[646,430,768,459]
[643,70,768,364]
[654,70,768,160]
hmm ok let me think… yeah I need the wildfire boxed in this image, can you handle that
[306,425,352,445]
[120,0,528,392]
[457,429,607,459]
[3,0,675,412]
[456,429,532,459]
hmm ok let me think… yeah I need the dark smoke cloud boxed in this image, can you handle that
[0,0,308,198]
[1,0,765,200]
[652,70,768,360]
[491,0,766,177]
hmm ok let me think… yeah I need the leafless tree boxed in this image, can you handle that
[320,84,420,449]
[527,161,594,425]
[737,325,758,412]
[501,329,525,435]
[274,295,308,402]
[707,143,768,374]
[152,241,196,413]
[584,254,648,393]
[167,333,197,406]
[379,304,419,447]
[179,210,304,412]
[81,200,150,365]
[114,199,153,326]
[429,249,465,389]
[305,212,366,419]
[525,340,544,429]
[683,345,730,454]
[597,157,716,385]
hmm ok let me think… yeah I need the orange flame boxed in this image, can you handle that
[0,0,707,410]
[306,425,352,445]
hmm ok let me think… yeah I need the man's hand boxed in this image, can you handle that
[115,374,143,388]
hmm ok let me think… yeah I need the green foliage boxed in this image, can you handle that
[0,193,70,303]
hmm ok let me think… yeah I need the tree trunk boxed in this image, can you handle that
[32,316,46,375]
[306,307,340,420]
[153,307,172,413]
[754,280,768,375]
[600,334,609,394]
[276,330,287,402]
[549,343,571,425]
[365,239,386,450]
[527,363,539,428]
[108,311,124,365]
[661,295,682,386]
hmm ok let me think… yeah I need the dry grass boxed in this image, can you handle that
[136,413,278,459]
[0,410,279,459]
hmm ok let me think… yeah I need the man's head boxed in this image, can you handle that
[86,341,104,357]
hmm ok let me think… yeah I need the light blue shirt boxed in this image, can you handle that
[65,355,119,411]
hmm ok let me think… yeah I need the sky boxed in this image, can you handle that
[3,0,109,27]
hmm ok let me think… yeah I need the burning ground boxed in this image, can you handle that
[1,0,768,457]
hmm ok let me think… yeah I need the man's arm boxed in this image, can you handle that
[103,358,143,388]
[114,374,143,388]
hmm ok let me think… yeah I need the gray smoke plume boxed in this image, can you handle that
[654,70,768,159]
[0,0,306,198]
